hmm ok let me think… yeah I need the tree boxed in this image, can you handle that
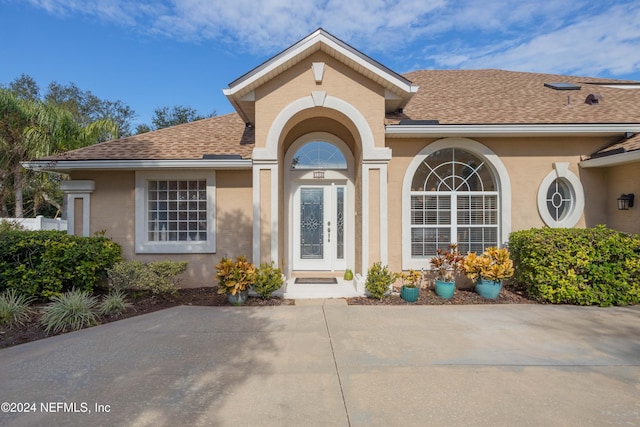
[0,89,118,217]
[45,81,136,138]
[136,105,216,134]
[8,74,39,101]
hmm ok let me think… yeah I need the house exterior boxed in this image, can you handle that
[25,29,640,291]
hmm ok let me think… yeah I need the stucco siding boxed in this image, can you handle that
[604,163,640,234]
[70,169,252,287]
[386,136,611,272]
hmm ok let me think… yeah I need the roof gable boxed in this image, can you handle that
[223,28,418,125]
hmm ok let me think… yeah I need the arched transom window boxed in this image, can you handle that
[410,148,499,257]
[290,141,347,170]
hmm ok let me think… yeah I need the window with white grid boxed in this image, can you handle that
[147,180,207,242]
[135,171,216,254]
[410,148,498,257]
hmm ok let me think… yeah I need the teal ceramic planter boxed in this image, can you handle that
[400,286,419,302]
[475,279,502,299]
[227,289,249,305]
[435,279,455,299]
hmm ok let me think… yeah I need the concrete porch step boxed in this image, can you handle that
[282,277,363,299]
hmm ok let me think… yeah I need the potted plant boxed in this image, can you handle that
[462,247,514,299]
[343,269,354,281]
[399,269,422,302]
[365,262,397,300]
[430,243,464,299]
[215,255,257,305]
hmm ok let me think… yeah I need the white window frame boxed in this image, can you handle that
[135,170,216,254]
[402,138,512,270]
[537,162,584,228]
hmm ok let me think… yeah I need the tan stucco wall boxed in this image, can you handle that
[603,162,640,234]
[70,169,253,287]
[386,136,611,272]
[254,51,386,150]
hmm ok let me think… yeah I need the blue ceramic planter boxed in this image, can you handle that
[400,286,419,302]
[475,279,502,299]
[435,279,455,299]
[227,289,249,305]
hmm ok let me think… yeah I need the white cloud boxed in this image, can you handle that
[21,0,640,78]
[429,3,640,77]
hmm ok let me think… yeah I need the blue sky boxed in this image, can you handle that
[1,0,639,128]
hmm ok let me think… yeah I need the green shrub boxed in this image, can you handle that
[365,262,397,300]
[509,226,640,306]
[253,262,284,299]
[0,230,122,299]
[0,289,34,327]
[40,289,99,334]
[99,289,133,317]
[107,260,187,296]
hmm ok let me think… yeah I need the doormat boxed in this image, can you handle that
[294,278,338,284]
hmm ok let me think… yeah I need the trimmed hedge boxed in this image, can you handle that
[509,226,640,306]
[0,230,122,299]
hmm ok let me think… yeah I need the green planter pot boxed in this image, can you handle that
[475,279,502,299]
[400,286,419,303]
[227,289,249,305]
[435,279,455,299]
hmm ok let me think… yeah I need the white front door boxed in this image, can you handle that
[293,183,347,271]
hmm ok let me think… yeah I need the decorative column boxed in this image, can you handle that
[60,180,95,236]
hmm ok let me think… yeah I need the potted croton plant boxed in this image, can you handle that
[399,269,422,302]
[430,243,464,299]
[462,247,514,299]
[215,255,257,305]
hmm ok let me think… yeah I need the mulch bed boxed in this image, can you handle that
[1,284,534,349]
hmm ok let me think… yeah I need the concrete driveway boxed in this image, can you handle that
[1,301,639,426]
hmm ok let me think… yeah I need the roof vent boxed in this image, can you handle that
[585,93,603,105]
[544,82,581,90]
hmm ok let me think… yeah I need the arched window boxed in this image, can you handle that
[290,141,347,170]
[410,148,499,256]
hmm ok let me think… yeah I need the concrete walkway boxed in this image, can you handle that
[1,302,639,426]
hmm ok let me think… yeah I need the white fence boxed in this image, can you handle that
[1,215,67,231]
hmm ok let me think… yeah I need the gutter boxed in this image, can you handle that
[579,149,640,168]
[385,124,640,138]
[22,158,253,173]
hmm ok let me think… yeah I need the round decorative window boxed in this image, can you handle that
[537,163,584,228]
[546,178,572,222]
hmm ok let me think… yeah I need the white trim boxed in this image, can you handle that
[60,180,95,192]
[23,159,251,172]
[401,138,512,270]
[312,62,325,83]
[379,163,389,265]
[580,150,640,167]
[537,163,585,228]
[255,94,389,162]
[66,194,91,237]
[224,29,417,97]
[386,124,640,138]
[135,170,216,254]
[361,162,390,270]
[60,180,94,237]
[252,162,279,264]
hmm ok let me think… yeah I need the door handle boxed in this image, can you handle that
[327,221,331,243]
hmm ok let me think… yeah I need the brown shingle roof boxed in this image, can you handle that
[42,69,640,162]
[589,133,640,159]
[42,113,254,161]
[390,69,640,125]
